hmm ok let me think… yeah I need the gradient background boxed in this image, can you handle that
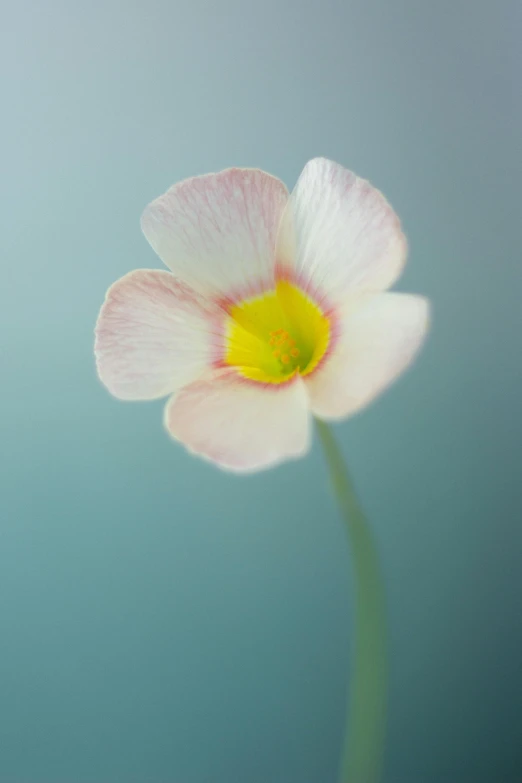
[1,1,521,781]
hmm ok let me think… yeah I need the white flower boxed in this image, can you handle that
[95,158,429,471]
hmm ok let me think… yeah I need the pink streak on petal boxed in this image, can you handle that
[95,269,222,401]
[141,168,289,299]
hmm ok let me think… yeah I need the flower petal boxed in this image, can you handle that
[95,270,219,400]
[141,168,289,299]
[277,158,407,303]
[164,373,311,472]
[306,293,430,419]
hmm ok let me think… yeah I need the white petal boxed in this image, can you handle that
[277,158,407,303]
[164,373,311,472]
[141,168,288,299]
[95,270,219,400]
[306,293,430,419]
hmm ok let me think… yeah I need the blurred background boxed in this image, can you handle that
[1,1,521,781]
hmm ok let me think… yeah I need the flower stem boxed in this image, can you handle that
[316,419,388,783]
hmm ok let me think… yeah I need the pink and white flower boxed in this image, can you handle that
[95,158,429,472]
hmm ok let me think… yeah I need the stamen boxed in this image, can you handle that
[268,326,301,370]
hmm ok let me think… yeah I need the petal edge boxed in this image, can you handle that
[277,158,407,303]
[164,372,311,472]
[306,292,430,419]
[95,269,218,400]
[141,168,289,299]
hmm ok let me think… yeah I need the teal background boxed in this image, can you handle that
[1,1,521,781]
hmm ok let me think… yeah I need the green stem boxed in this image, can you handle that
[316,419,388,783]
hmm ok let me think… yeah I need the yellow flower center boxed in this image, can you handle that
[224,280,330,384]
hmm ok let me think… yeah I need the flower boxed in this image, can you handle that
[95,158,429,472]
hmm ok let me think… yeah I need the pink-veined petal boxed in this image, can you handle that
[277,158,407,304]
[141,168,289,300]
[306,293,430,419]
[164,373,311,472]
[95,269,220,401]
